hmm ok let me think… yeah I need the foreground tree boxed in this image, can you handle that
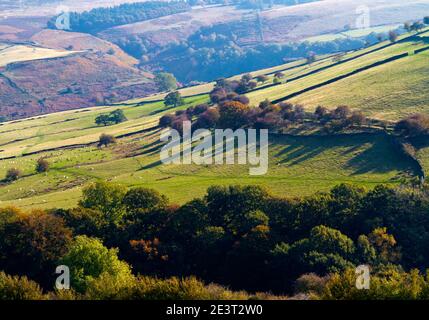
[61,236,133,293]
[0,210,72,287]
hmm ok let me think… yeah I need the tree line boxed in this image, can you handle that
[48,1,191,34]
[2,180,429,299]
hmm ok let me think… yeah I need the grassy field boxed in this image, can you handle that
[0,44,78,67]
[304,24,402,43]
[0,93,418,209]
[291,51,429,120]
[0,128,416,209]
[246,35,429,110]
[0,95,207,159]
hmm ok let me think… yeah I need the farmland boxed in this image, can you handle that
[0,94,418,209]
[134,29,429,121]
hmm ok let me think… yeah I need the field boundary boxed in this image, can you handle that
[272,52,411,104]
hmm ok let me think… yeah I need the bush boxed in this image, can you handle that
[36,158,50,173]
[98,134,116,147]
[294,273,328,296]
[5,168,22,182]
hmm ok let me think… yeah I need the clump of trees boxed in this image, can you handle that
[159,91,368,134]
[95,109,127,126]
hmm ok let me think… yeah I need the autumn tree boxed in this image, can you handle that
[0,210,72,287]
[217,101,250,129]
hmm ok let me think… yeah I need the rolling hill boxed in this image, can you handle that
[0,37,157,119]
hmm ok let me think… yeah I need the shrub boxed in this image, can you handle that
[294,273,328,296]
[98,133,116,147]
[5,168,22,182]
[36,158,50,173]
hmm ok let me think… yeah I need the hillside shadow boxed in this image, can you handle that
[273,134,419,176]
[276,143,326,166]
[140,160,163,170]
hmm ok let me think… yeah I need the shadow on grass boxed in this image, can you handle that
[273,134,420,176]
